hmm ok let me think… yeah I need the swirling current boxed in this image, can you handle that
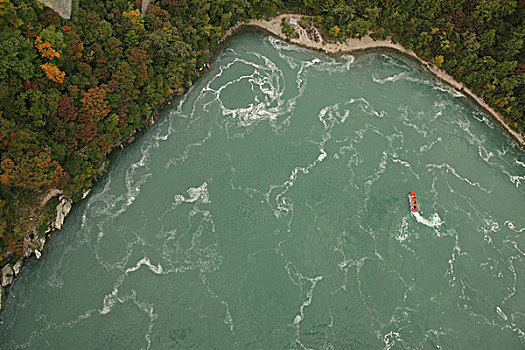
[1,30,524,349]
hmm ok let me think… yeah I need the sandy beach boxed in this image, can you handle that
[222,14,524,148]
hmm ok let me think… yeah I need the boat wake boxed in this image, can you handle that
[412,211,442,228]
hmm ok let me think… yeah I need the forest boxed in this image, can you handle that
[0,0,523,264]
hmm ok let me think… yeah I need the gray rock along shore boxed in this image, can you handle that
[0,195,74,309]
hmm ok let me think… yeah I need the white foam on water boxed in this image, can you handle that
[412,212,442,228]
[100,287,119,315]
[379,53,412,70]
[291,274,323,348]
[372,71,408,84]
[471,110,496,129]
[493,306,524,343]
[504,171,525,188]
[198,52,303,138]
[496,306,508,321]
[429,100,447,123]
[426,162,492,193]
[268,36,309,54]
[296,57,320,89]
[125,258,164,275]
[398,105,429,137]
[391,157,412,169]
[173,182,210,207]
[496,144,512,158]
[421,329,446,350]
[463,140,525,190]
[373,55,464,99]
[382,330,403,350]
[433,81,465,97]
[478,145,494,163]
[316,57,357,74]
[100,288,158,348]
[268,36,356,73]
[341,54,355,64]
[201,274,235,333]
[100,257,164,317]
[453,115,492,147]
[320,98,385,131]
[395,216,410,242]
[165,130,213,169]
[505,221,525,234]
[363,151,388,197]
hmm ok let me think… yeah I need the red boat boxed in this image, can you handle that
[409,191,419,213]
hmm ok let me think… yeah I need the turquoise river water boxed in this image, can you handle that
[1,31,525,349]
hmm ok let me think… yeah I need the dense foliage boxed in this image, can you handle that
[0,0,523,262]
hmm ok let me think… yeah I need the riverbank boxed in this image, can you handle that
[223,14,525,148]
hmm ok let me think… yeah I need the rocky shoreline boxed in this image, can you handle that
[223,14,525,148]
[0,194,74,309]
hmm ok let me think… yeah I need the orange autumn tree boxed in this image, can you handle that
[0,147,66,191]
[76,85,112,151]
[35,28,66,83]
[34,35,61,59]
[80,84,111,120]
[40,62,65,83]
[122,9,142,25]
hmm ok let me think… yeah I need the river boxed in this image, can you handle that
[1,30,524,349]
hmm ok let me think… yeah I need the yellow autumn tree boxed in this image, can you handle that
[34,36,61,60]
[122,9,142,26]
[329,25,341,38]
[432,55,444,68]
[40,62,65,83]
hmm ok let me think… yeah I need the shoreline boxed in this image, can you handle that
[222,14,525,148]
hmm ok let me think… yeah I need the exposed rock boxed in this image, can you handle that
[0,286,4,310]
[23,236,33,257]
[34,249,42,259]
[82,189,91,200]
[12,259,23,276]
[22,230,46,257]
[54,196,72,230]
[38,237,46,251]
[61,195,72,212]
[1,265,14,287]
[55,202,64,230]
